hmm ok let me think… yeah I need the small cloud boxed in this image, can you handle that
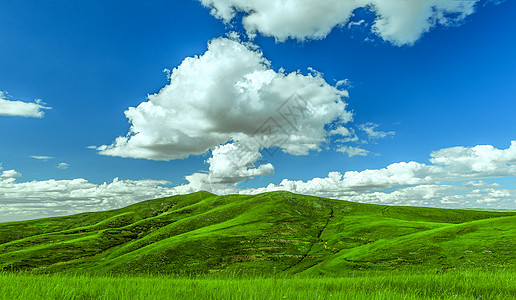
[337,145,370,157]
[30,155,53,161]
[86,145,98,150]
[335,136,360,144]
[329,126,352,137]
[57,163,70,170]
[1,169,22,178]
[335,79,353,89]
[332,127,362,144]
[348,19,365,28]
[0,91,51,118]
[462,180,501,188]
[358,122,395,140]
[163,68,172,78]
[484,0,507,6]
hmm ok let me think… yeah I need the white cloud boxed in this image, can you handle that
[0,91,50,118]
[57,163,70,170]
[472,188,514,204]
[97,37,352,187]
[346,185,515,208]
[329,126,352,137]
[485,0,507,5]
[0,171,181,222]
[199,0,479,45]
[462,180,500,188]
[334,127,360,143]
[98,37,351,162]
[2,141,515,222]
[1,169,22,179]
[369,0,477,46]
[429,142,516,177]
[346,185,464,207]
[176,141,276,192]
[30,156,53,161]
[246,161,438,196]
[358,122,395,140]
[337,145,370,157]
[348,20,366,29]
[207,142,274,183]
[236,141,516,208]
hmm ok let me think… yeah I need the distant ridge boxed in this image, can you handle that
[1,191,514,275]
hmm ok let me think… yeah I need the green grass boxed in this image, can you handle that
[0,191,514,275]
[1,269,514,299]
[0,191,514,298]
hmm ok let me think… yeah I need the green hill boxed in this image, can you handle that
[0,191,514,275]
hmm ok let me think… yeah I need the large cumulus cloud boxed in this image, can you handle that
[97,36,352,183]
[98,37,350,161]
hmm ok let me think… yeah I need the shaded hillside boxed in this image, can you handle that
[0,191,514,275]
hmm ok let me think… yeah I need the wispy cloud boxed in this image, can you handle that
[337,145,370,157]
[462,180,500,188]
[30,156,53,161]
[358,122,395,140]
[57,163,70,170]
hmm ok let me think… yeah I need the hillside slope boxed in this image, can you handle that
[0,191,514,275]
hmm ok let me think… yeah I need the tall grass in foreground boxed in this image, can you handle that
[0,269,514,300]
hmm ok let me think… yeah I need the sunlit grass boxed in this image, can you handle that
[1,269,514,300]
[1,192,514,276]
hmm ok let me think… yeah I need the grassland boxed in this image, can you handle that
[0,191,514,275]
[0,191,514,299]
[1,269,514,299]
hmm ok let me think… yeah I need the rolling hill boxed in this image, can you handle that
[0,191,514,275]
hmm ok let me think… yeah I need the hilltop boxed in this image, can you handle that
[0,191,514,275]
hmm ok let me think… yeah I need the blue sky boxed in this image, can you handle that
[1,0,515,221]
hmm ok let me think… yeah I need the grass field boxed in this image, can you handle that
[1,269,514,300]
[0,191,514,298]
[0,191,514,275]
